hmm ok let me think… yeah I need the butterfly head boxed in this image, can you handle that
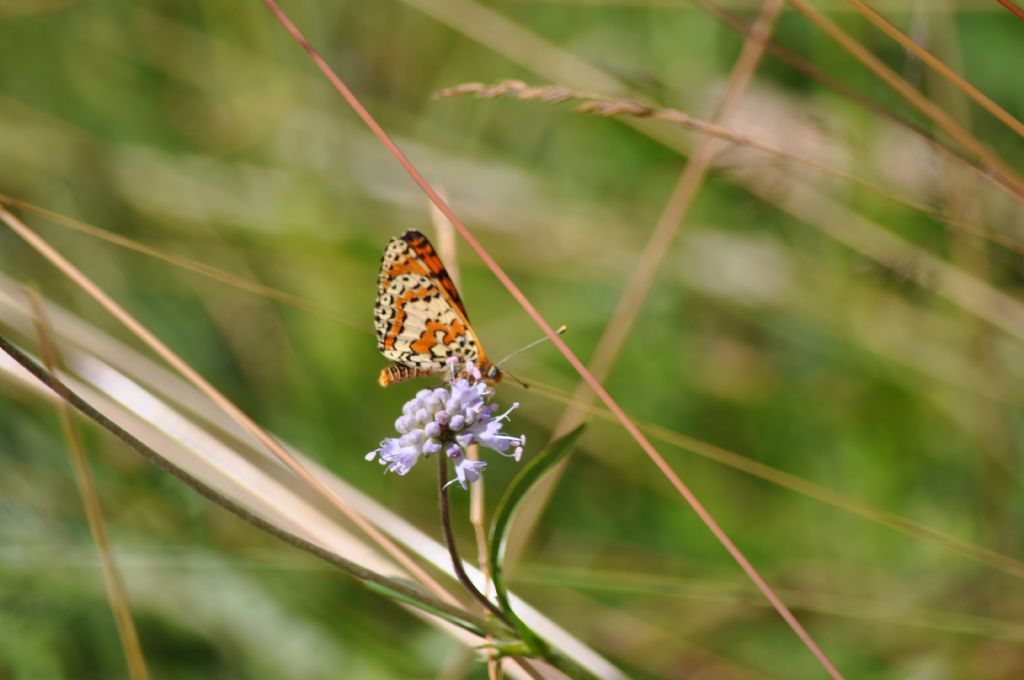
[479,360,502,385]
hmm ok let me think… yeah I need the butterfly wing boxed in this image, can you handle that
[401,230,468,319]
[374,231,488,386]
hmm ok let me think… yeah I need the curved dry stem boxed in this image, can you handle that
[994,0,1024,19]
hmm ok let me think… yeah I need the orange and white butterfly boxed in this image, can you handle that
[374,230,500,387]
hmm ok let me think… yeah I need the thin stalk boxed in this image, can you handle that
[468,446,501,679]
[437,454,511,625]
[27,292,151,680]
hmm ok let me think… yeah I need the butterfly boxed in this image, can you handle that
[374,230,500,387]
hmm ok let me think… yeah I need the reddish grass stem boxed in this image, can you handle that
[994,0,1024,20]
[259,1,844,677]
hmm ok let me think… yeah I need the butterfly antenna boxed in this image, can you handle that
[496,324,568,367]
[502,369,530,389]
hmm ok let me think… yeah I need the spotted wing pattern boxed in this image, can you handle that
[374,230,494,387]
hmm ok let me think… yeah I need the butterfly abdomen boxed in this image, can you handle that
[378,364,436,387]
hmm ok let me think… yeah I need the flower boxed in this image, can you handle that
[366,359,525,489]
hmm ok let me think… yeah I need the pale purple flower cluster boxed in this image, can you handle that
[366,360,525,489]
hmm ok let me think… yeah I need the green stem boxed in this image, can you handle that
[437,453,602,680]
[437,453,511,625]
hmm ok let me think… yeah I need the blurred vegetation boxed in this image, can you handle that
[1,0,1023,678]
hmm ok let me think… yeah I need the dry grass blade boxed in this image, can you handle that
[25,291,151,680]
[0,204,456,608]
[844,0,1024,139]
[0,194,363,331]
[435,81,1020,253]
[785,0,1024,197]
[780,178,1024,341]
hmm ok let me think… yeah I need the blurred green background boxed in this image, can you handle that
[1,0,1023,678]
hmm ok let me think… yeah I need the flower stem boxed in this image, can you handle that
[438,454,511,625]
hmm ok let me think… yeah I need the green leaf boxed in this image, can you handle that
[487,424,587,650]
